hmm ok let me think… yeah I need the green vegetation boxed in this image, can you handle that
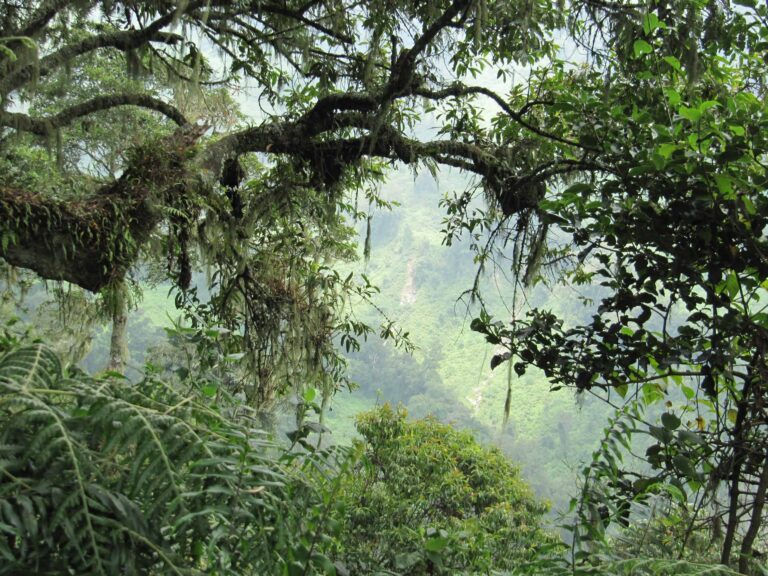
[333,404,554,574]
[0,341,346,575]
[335,176,614,508]
[1,0,767,574]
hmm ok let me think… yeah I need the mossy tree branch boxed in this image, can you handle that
[0,94,188,135]
[0,0,576,293]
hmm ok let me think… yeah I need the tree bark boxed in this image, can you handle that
[721,373,753,567]
[739,450,768,574]
[106,299,128,373]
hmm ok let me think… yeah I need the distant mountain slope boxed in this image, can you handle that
[329,168,612,511]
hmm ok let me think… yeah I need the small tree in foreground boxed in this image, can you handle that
[332,404,555,575]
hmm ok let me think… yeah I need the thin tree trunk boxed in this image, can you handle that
[739,453,768,574]
[105,285,128,373]
[722,461,743,567]
[721,375,752,567]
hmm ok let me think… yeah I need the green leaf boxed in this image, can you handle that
[719,272,739,298]
[425,536,449,552]
[649,425,673,444]
[678,430,705,445]
[728,124,746,136]
[562,182,593,196]
[540,211,570,226]
[673,454,697,479]
[714,174,735,198]
[628,163,657,176]
[664,88,681,107]
[664,483,686,503]
[661,412,681,431]
[204,327,231,338]
[662,56,682,72]
[679,106,701,122]
[656,143,678,159]
[642,13,662,35]
[698,100,719,112]
[633,39,653,58]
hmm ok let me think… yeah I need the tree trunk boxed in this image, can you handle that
[739,453,768,574]
[721,375,751,567]
[105,289,128,373]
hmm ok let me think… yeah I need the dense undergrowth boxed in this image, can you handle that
[0,342,347,575]
[0,337,749,575]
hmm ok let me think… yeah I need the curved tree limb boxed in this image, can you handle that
[414,84,598,151]
[1,13,190,94]
[0,94,188,135]
[1,103,603,293]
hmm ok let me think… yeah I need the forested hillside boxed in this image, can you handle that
[1,0,767,574]
[327,167,614,508]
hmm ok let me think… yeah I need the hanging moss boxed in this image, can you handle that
[125,49,143,80]
[55,128,63,170]
[522,222,548,286]
[363,213,372,263]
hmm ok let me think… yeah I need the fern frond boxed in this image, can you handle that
[0,344,61,390]
[0,343,333,575]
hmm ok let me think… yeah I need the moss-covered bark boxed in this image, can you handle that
[0,129,198,291]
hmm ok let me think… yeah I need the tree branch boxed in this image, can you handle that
[0,125,204,291]
[260,2,355,44]
[20,0,81,38]
[0,67,609,294]
[301,93,378,133]
[0,94,188,135]
[0,9,192,94]
[414,84,597,151]
[383,0,471,99]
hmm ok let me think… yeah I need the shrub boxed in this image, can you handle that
[332,404,556,575]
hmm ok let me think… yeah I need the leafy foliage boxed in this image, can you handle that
[464,1,768,571]
[331,405,555,574]
[503,556,742,576]
[0,342,340,575]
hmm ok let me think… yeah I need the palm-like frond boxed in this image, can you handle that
[0,344,323,575]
